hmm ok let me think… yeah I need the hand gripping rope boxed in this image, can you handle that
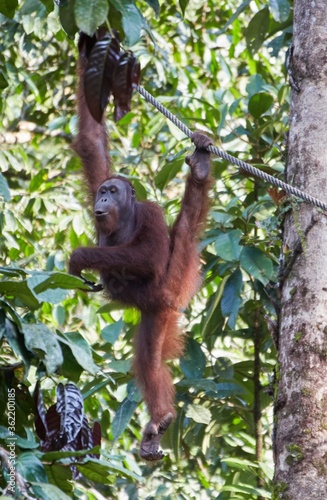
[136,85,327,212]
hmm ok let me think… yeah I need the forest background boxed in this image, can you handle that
[0,0,294,498]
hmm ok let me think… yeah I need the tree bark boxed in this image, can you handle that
[274,1,327,498]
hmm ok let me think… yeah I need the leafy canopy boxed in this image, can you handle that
[0,0,291,497]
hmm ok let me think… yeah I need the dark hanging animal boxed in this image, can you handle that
[69,32,212,460]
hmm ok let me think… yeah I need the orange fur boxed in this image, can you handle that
[70,36,212,458]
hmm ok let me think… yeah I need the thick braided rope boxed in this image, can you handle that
[136,85,327,212]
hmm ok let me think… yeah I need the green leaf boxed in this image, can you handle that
[214,229,243,261]
[27,272,92,302]
[180,338,206,379]
[39,0,54,13]
[246,74,266,97]
[27,274,70,304]
[110,0,145,46]
[178,378,217,393]
[0,267,27,278]
[221,269,243,328]
[22,323,63,374]
[20,0,47,16]
[179,0,189,17]
[60,343,84,382]
[216,382,246,398]
[0,173,11,201]
[59,332,99,375]
[0,280,40,310]
[16,452,48,483]
[4,319,32,368]
[144,0,159,16]
[42,448,100,461]
[36,272,90,290]
[269,0,290,23]
[185,404,211,425]
[74,0,109,36]
[81,377,114,399]
[76,461,111,482]
[131,178,147,200]
[0,0,18,18]
[240,246,274,286]
[59,0,78,37]
[211,211,234,227]
[101,319,123,345]
[246,8,270,54]
[248,92,274,118]
[0,427,39,449]
[31,483,72,500]
[76,457,143,482]
[108,358,131,373]
[112,384,139,440]
[216,0,251,35]
[0,71,8,90]
[123,3,146,46]
[221,457,259,469]
[221,483,271,497]
[154,157,184,191]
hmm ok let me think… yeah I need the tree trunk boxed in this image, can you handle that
[274,1,327,498]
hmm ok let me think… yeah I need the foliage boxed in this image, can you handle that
[0,0,291,498]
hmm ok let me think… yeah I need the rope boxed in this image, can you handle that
[136,84,327,212]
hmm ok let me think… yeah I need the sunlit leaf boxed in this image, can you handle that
[0,280,40,310]
[240,246,274,285]
[185,404,211,425]
[180,338,206,379]
[0,0,290,492]
[27,274,70,304]
[42,448,100,461]
[76,457,143,482]
[16,452,48,483]
[216,382,246,398]
[22,323,63,374]
[0,172,11,201]
[30,483,72,500]
[269,0,290,23]
[246,74,267,97]
[215,229,243,261]
[59,332,99,375]
[110,0,146,46]
[178,378,217,392]
[74,0,109,36]
[101,319,123,344]
[221,457,259,469]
